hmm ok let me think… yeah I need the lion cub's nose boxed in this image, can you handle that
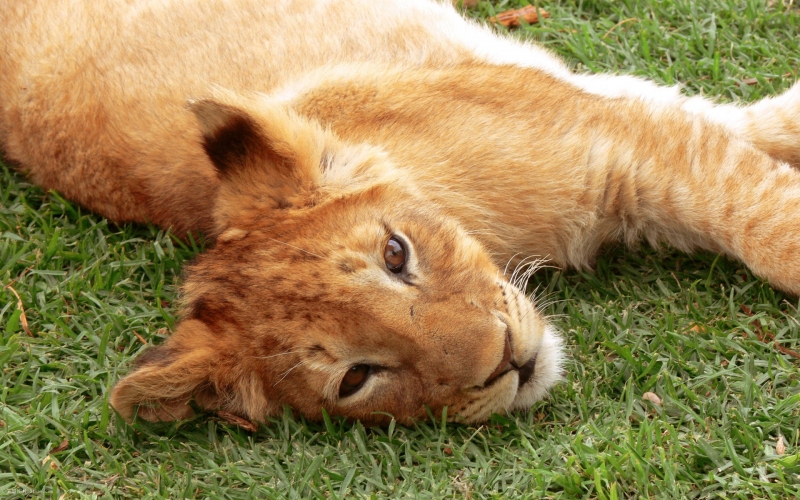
[483,332,514,387]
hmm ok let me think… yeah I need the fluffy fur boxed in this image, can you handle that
[1,0,799,424]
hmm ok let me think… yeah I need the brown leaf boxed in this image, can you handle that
[490,5,550,28]
[50,439,69,454]
[217,411,259,432]
[444,447,453,455]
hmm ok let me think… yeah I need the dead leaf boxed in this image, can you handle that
[217,411,259,432]
[743,77,759,86]
[491,5,550,28]
[642,392,662,406]
[50,439,69,454]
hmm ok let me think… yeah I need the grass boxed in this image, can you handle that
[2,0,800,497]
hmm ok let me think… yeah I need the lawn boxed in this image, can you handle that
[2,0,800,498]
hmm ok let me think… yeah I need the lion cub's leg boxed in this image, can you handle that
[585,97,800,295]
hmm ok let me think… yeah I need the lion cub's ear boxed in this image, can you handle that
[110,320,267,423]
[189,90,330,230]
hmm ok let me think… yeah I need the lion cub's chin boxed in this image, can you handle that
[511,324,564,411]
[465,325,563,423]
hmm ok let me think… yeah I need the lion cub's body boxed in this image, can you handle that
[2,0,800,424]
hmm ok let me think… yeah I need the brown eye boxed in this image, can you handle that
[339,364,371,397]
[383,236,406,273]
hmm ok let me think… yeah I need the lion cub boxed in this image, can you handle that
[1,0,799,425]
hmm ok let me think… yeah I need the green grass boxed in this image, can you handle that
[2,0,800,497]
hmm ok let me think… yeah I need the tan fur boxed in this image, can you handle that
[2,0,799,424]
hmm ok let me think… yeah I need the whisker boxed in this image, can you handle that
[516,263,539,290]
[465,229,500,236]
[535,299,560,311]
[265,236,326,259]
[510,255,545,289]
[509,255,536,284]
[273,360,305,387]
[531,290,555,308]
[526,284,542,302]
[254,348,313,360]
[515,255,556,290]
[503,253,522,277]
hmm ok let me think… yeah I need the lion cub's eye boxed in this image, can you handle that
[384,236,406,273]
[339,364,371,397]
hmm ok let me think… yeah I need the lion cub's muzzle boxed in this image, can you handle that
[450,280,560,423]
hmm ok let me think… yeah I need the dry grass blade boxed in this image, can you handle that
[490,5,550,28]
[602,18,639,39]
[4,284,33,336]
[740,305,800,360]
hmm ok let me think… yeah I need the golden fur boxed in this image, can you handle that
[1,0,799,424]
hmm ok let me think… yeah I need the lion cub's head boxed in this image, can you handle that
[110,90,563,425]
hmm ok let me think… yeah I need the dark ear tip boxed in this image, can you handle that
[201,114,261,175]
[187,98,263,175]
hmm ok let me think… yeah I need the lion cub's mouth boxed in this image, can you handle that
[516,355,537,387]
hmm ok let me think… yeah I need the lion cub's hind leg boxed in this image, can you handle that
[682,81,800,168]
[562,70,800,167]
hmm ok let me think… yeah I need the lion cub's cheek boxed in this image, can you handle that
[497,280,564,411]
[499,281,546,362]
